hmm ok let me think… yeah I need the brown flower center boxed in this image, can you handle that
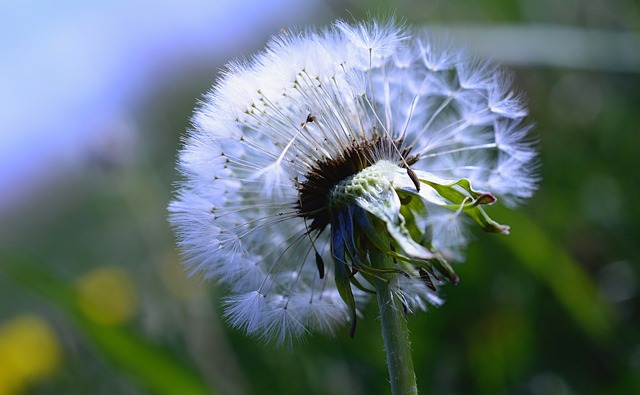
[297,137,416,232]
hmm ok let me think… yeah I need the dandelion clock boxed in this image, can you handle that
[169,18,537,394]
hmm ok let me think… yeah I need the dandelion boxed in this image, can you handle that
[169,18,537,394]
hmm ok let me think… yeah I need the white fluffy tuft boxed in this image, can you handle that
[169,18,537,344]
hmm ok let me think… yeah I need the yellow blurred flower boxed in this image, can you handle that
[0,315,62,395]
[75,266,138,326]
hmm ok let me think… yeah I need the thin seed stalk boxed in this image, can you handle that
[370,249,419,395]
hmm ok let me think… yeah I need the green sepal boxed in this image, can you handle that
[461,200,510,234]
[348,275,376,294]
[353,205,394,254]
[352,206,413,278]
[387,249,459,285]
[334,259,357,337]
[396,189,432,246]
[331,210,358,337]
[429,252,460,285]
[417,175,510,234]
[353,184,435,259]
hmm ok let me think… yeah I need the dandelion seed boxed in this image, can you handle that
[168,18,538,346]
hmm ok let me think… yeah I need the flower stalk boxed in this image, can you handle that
[370,248,418,395]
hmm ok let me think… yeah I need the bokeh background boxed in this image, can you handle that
[1,0,639,394]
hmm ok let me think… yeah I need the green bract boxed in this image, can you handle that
[328,160,509,333]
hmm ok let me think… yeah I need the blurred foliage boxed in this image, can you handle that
[1,0,640,394]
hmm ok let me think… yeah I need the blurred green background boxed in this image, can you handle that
[1,0,639,394]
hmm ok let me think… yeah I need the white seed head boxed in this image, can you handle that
[168,18,538,345]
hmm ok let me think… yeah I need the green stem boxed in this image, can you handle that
[371,251,419,395]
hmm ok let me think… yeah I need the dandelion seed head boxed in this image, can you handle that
[169,18,538,345]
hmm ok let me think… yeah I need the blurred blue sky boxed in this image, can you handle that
[0,0,320,214]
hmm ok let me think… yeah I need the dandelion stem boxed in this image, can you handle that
[371,250,419,395]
